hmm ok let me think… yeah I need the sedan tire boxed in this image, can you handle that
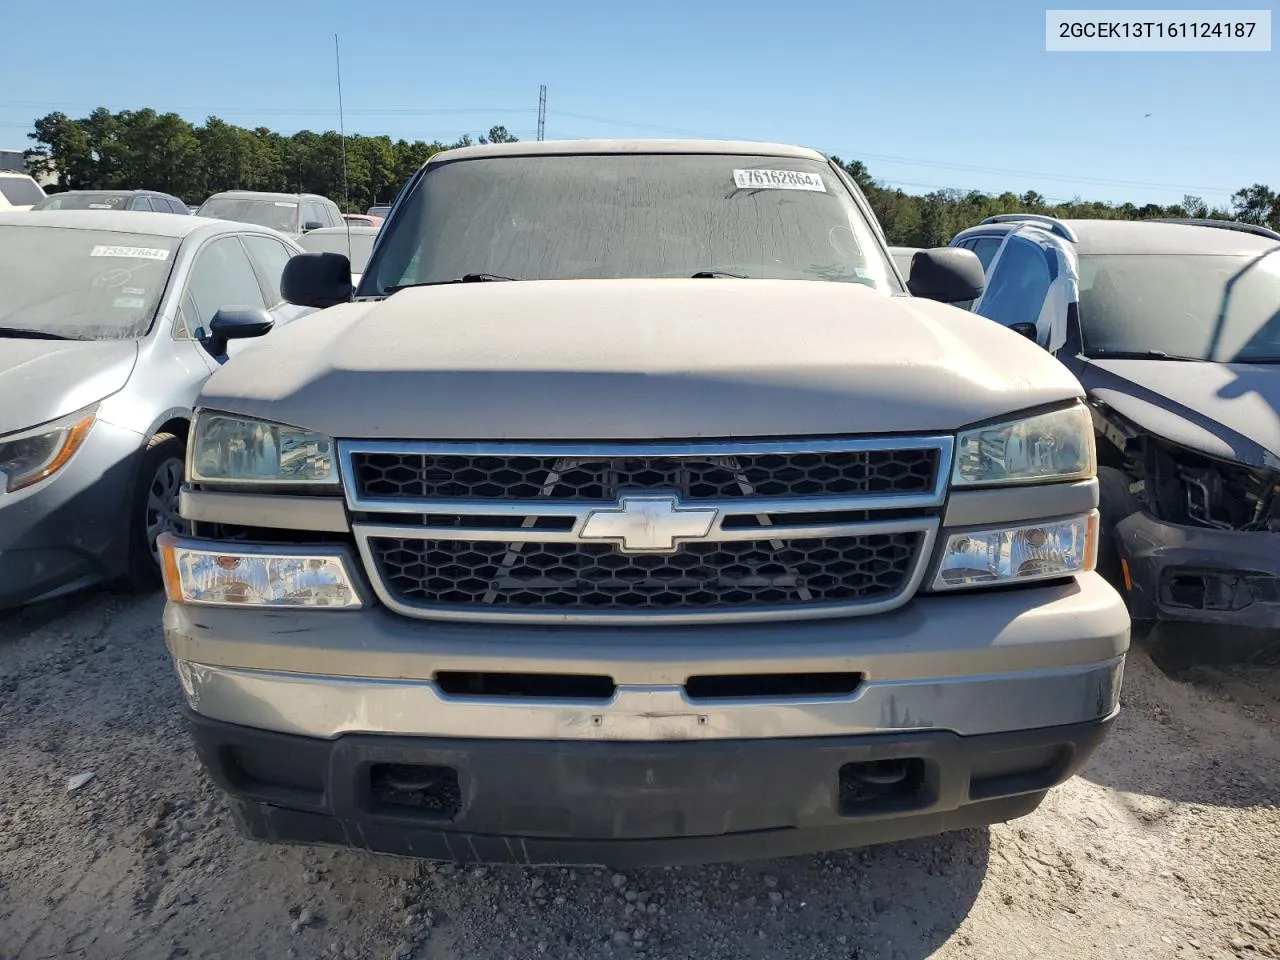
[126,433,189,588]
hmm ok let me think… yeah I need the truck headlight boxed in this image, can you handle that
[189,411,338,486]
[159,534,364,608]
[932,512,1098,590]
[952,405,1094,487]
[0,408,97,494]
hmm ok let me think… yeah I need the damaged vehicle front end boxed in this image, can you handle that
[1092,394,1279,664]
[953,214,1280,666]
[1070,232,1280,666]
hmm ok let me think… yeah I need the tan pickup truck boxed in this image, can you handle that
[159,139,1130,867]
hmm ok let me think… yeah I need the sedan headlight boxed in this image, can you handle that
[189,411,338,486]
[0,408,97,493]
[932,512,1098,590]
[953,405,1094,487]
[159,534,363,608]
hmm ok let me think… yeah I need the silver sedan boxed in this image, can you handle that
[0,210,315,608]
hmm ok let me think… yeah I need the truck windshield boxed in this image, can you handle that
[361,153,897,296]
[1079,250,1280,363]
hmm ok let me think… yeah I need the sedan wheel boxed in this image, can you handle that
[127,432,188,588]
[145,455,189,561]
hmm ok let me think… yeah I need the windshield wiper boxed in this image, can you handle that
[0,326,76,340]
[690,270,749,279]
[385,274,519,293]
[1087,349,1203,362]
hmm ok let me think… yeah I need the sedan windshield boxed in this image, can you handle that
[362,153,896,295]
[198,197,297,233]
[1079,251,1280,363]
[0,225,178,339]
[33,193,129,210]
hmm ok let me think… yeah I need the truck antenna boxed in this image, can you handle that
[335,33,352,263]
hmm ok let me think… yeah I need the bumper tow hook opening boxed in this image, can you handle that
[838,758,928,813]
[851,760,910,786]
[370,763,462,818]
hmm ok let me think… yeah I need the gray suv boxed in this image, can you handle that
[160,140,1130,867]
[195,191,343,238]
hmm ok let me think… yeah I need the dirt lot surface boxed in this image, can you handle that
[1,588,1277,960]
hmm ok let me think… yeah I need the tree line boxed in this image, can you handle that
[830,156,1280,248]
[23,108,1280,245]
[25,108,519,213]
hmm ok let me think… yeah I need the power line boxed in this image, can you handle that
[846,149,1234,196]
[546,109,1239,197]
[0,96,1247,200]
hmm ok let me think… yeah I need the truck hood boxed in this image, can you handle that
[199,279,1085,440]
[0,338,138,436]
[1082,358,1280,470]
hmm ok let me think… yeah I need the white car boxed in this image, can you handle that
[296,225,378,288]
[0,171,47,211]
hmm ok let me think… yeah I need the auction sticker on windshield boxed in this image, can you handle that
[90,245,171,260]
[733,169,826,192]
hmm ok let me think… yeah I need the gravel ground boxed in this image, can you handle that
[1,588,1277,960]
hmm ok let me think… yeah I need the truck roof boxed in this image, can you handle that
[429,138,829,164]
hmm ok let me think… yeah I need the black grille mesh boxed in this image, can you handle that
[351,450,939,502]
[370,533,922,612]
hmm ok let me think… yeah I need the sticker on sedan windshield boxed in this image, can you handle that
[90,245,170,261]
[732,169,827,192]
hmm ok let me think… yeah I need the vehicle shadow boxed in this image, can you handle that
[636,831,993,960]
[1076,641,1280,811]
[416,830,992,960]
[0,584,141,644]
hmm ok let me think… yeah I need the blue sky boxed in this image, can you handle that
[1,0,1275,208]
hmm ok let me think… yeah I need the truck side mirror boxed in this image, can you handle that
[204,306,275,356]
[1009,322,1039,341]
[281,252,353,309]
[908,248,986,304]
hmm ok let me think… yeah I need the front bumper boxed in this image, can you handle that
[0,420,143,608]
[189,709,1116,867]
[166,572,1127,863]
[1116,512,1280,630]
[165,573,1129,742]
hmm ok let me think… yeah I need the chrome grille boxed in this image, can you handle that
[351,448,939,502]
[370,533,923,611]
[342,437,952,624]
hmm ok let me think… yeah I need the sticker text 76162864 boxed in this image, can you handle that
[732,169,827,193]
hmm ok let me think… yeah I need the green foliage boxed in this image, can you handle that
[25,108,519,212]
[25,109,1276,236]
[828,160,1277,245]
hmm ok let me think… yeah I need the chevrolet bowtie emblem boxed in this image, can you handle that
[579,494,718,553]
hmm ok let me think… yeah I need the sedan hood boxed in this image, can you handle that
[199,279,1084,440]
[0,339,138,436]
[1083,358,1280,469]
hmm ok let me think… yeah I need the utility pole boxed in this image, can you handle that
[537,84,547,141]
